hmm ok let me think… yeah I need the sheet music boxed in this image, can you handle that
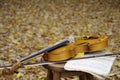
[64,51,116,80]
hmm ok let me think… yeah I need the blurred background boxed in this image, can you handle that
[0,0,120,80]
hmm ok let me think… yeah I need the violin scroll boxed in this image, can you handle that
[1,62,23,77]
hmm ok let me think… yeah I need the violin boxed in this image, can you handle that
[1,35,108,77]
[43,35,108,61]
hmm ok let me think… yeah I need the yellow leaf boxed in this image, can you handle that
[38,75,46,79]
[87,24,92,29]
[16,72,23,78]
[52,22,56,26]
[60,15,65,19]
[35,44,44,50]
[26,33,32,37]
[24,66,31,70]
[8,35,14,41]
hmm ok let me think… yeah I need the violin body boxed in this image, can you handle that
[43,43,75,61]
[43,35,108,61]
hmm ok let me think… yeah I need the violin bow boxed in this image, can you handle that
[0,52,120,70]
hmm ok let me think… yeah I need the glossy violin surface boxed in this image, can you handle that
[75,35,108,52]
[43,43,75,61]
[43,35,108,61]
[43,43,87,61]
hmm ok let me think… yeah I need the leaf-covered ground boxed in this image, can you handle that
[0,0,120,80]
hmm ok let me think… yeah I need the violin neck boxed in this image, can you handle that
[20,40,69,62]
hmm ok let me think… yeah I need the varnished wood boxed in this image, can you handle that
[43,35,108,61]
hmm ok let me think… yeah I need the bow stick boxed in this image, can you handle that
[0,52,120,70]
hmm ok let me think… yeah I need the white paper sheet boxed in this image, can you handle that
[64,51,116,80]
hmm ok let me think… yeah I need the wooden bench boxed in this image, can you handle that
[43,63,94,80]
